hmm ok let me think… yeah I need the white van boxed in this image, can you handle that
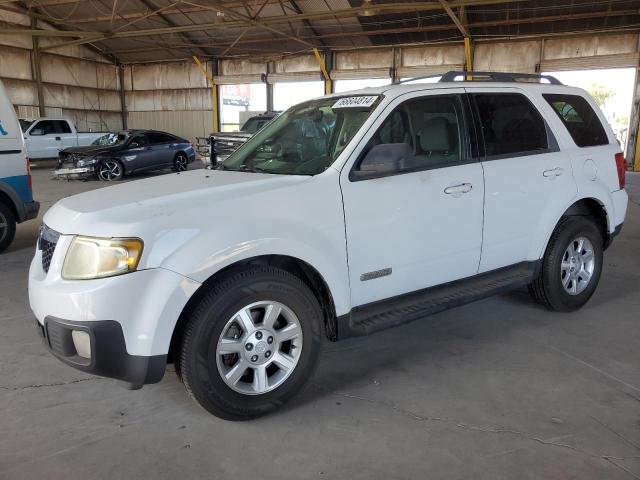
[0,80,40,253]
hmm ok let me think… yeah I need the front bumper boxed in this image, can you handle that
[53,166,95,180]
[36,316,166,385]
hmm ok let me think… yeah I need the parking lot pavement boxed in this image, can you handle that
[1,169,639,479]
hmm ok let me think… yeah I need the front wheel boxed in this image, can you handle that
[98,159,124,181]
[178,266,323,420]
[529,216,603,311]
[0,202,17,254]
[173,153,188,172]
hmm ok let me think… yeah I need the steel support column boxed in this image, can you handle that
[314,48,332,95]
[118,64,127,129]
[266,60,274,112]
[30,15,46,117]
[193,55,219,133]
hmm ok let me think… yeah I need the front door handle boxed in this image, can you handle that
[543,167,564,178]
[444,183,473,195]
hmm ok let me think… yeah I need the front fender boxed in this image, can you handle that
[163,235,351,318]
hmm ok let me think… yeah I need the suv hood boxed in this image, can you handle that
[43,169,311,237]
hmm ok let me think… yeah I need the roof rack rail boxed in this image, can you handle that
[439,71,562,85]
[396,74,443,84]
[397,71,562,85]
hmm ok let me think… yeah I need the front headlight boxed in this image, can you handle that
[62,236,144,280]
[77,158,99,167]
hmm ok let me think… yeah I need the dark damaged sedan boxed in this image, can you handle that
[55,130,196,181]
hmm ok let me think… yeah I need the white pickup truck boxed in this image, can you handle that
[20,118,109,160]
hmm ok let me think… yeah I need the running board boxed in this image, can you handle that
[337,261,540,339]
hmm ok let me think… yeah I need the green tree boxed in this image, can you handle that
[588,83,615,109]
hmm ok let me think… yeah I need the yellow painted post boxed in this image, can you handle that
[464,37,473,80]
[193,55,219,133]
[313,48,332,95]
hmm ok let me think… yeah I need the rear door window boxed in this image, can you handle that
[147,132,175,144]
[473,93,549,158]
[543,94,608,147]
[54,121,72,134]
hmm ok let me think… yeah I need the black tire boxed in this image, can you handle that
[178,265,323,420]
[98,159,125,181]
[0,202,17,254]
[529,216,603,311]
[173,153,188,172]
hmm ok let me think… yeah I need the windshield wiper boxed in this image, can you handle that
[218,163,270,173]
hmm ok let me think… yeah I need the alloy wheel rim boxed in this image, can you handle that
[99,161,121,180]
[176,155,187,171]
[560,236,595,295]
[215,301,303,395]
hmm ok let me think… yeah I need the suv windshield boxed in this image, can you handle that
[222,95,380,175]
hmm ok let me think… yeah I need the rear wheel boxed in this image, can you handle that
[173,153,188,172]
[529,216,603,311]
[178,266,322,420]
[98,159,124,181]
[0,202,16,254]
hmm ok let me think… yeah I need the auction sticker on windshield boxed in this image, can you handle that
[332,96,378,109]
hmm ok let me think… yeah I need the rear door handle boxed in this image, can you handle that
[444,183,473,195]
[543,167,564,177]
[55,136,61,141]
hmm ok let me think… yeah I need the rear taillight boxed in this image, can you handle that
[26,157,32,190]
[615,152,626,189]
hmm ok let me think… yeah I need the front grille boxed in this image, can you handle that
[38,225,60,273]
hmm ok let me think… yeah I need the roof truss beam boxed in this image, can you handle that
[438,0,469,37]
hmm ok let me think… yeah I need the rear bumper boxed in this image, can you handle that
[36,316,166,386]
[604,222,623,250]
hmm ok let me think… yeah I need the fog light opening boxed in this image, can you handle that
[71,330,91,359]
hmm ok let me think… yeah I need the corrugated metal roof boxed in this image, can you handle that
[1,0,638,63]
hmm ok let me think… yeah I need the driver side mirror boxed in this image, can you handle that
[350,143,413,180]
[30,128,44,136]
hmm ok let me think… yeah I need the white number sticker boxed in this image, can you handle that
[332,96,378,109]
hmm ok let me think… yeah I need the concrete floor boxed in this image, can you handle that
[1,167,639,480]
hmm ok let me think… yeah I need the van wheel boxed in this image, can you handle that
[178,265,322,420]
[0,202,17,254]
[529,216,603,311]
[98,160,124,181]
[173,153,188,172]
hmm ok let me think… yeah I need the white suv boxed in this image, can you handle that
[29,72,628,420]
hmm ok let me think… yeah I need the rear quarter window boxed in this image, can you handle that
[543,94,608,147]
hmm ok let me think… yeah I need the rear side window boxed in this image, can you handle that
[147,132,175,144]
[543,94,608,147]
[54,121,72,134]
[474,93,549,157]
